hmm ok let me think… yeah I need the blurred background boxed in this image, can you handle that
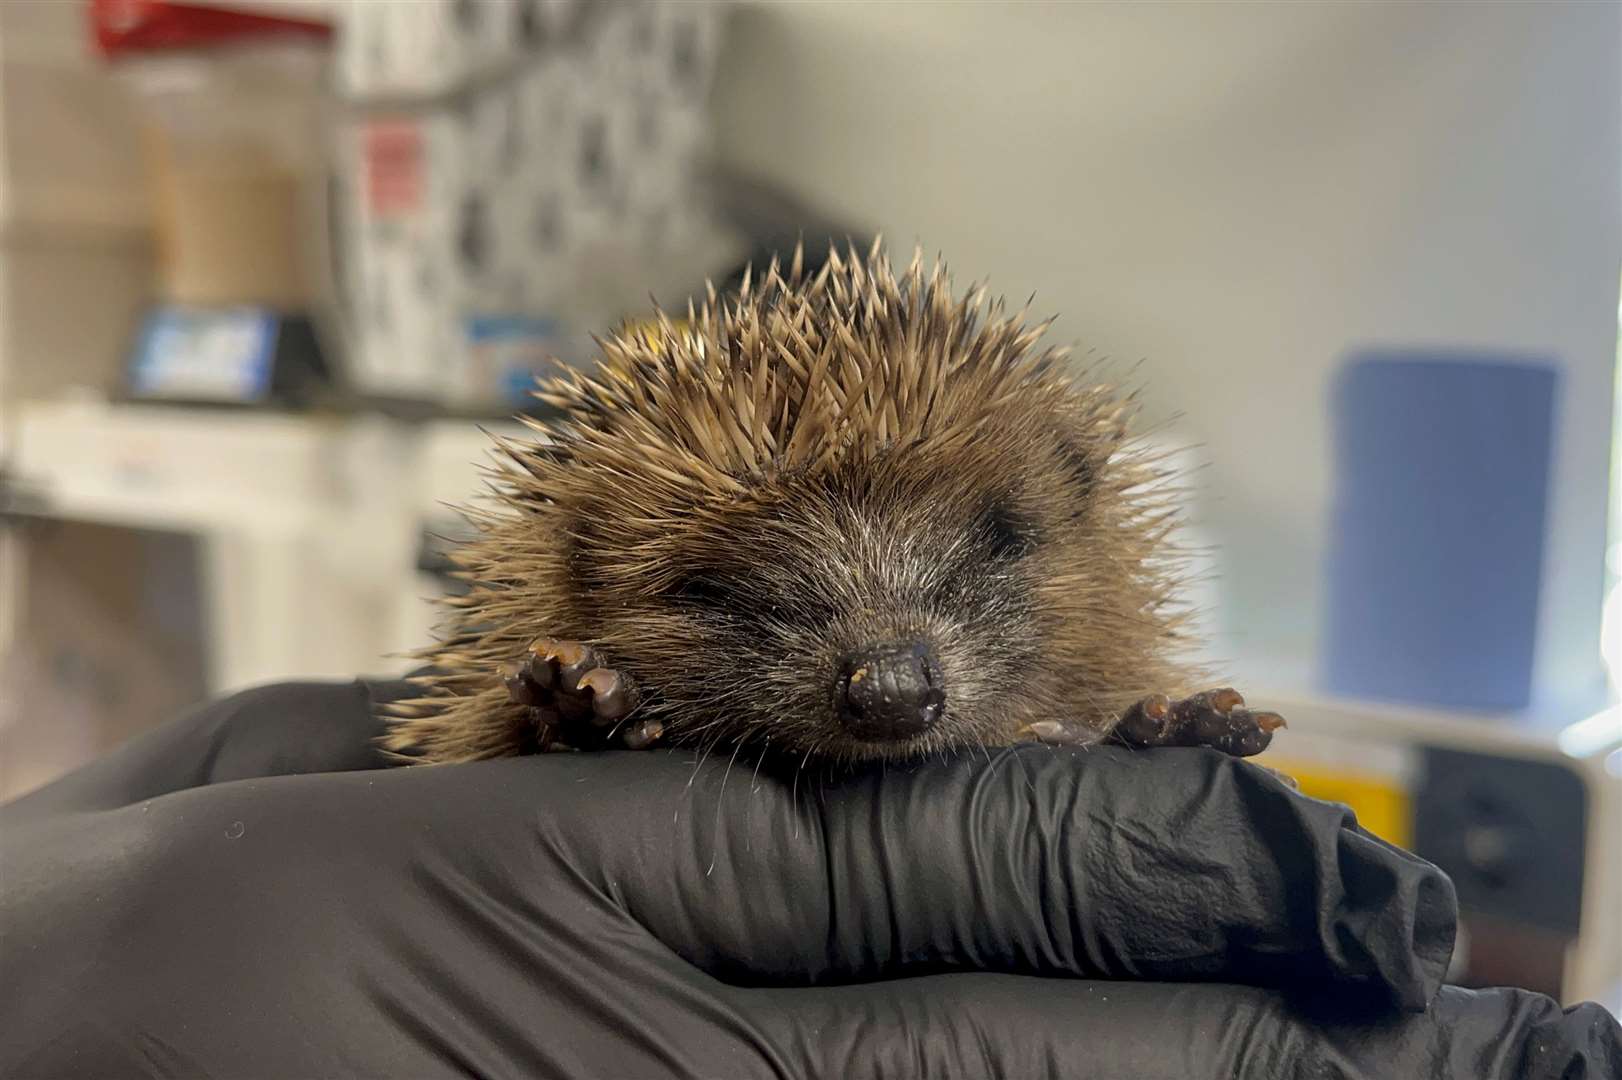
[0,0,1618,1010]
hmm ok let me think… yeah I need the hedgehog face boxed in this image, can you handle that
[552,386,1188,763]
[566,437,1082,761]
[394,244,1193,764]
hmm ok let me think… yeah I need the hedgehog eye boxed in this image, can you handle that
[980,503,1037,561]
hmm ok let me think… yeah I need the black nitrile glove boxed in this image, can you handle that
[1,679,1616,1079]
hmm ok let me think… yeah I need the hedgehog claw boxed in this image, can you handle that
[548,641,601,691]
[1114,692,1175,746]
[621,718,664,750]
[499,640,650,751]
[524,638,558,688]
[1021,720,1090,745]
[579,667,637,723]
[1114,688,1284,759]
[500,661,539,706]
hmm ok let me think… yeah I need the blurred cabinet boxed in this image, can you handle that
[1,399,521,798]
[1,518,208,799]
[1,4,159,800]
[0,0,153,435]
[1262,692,1622,1011]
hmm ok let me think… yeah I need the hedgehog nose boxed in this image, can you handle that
[837,640,945,741]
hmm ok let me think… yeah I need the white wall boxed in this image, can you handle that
[712,1,1622,717]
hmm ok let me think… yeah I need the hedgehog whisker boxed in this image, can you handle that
[706,740,747,877]
[749,738,769,795]
[790,743,818,841]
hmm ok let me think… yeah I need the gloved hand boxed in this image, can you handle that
[2,679,1616,1079]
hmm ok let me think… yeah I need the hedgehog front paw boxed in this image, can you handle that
[1113,688,1285,758]
[499,638,663,752]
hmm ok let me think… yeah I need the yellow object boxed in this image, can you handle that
[1263,758,1415,851]
[620,317,691,357]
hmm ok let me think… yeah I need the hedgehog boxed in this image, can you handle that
[384,241,1284,766]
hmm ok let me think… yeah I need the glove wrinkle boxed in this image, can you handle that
[3,678,1615,1079]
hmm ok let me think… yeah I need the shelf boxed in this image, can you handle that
[6,398,525,535]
